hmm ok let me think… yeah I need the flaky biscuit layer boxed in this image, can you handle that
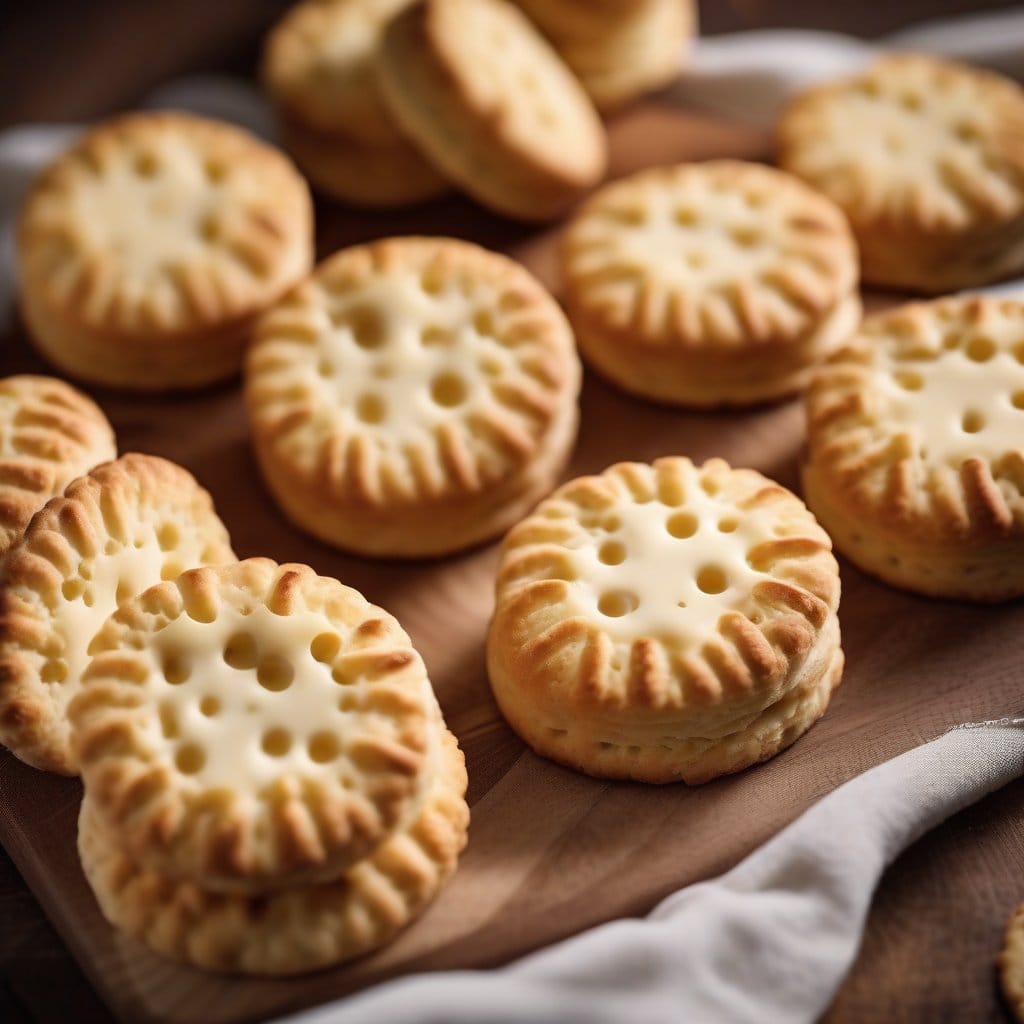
[377,0,606,220]
[488,456,842,783]
[71,558,444,892]
[778,54,1024,292]
[0,376,116,558]
[0,454,234,775]
[18,112,313,389]
[77,728,469,975]
[246,236,580,557]
[803,296,1024,601]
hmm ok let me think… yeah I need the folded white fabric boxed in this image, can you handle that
[284,720,1024,1024]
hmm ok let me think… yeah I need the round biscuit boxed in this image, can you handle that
[561,160,861,407]
[245,236,581,558]
[71,558,444,891]
[778,54,1024,293]
[17,112,314,390]
[487,456,843,784]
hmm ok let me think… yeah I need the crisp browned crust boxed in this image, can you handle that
[377,0,607,220]
[0,453,235,775]
[778,54,1024,292]
[245,236,580,557]
[802,296,1024,601]
[17,111,314,389]
[70,558,444,891]
[561,160,860,406]
[0,375,116,558]
[487,456,842,783]
[77,728,469,975]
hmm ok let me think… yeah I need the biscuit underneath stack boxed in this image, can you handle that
[262,0,449,207]
[70,558,469,974]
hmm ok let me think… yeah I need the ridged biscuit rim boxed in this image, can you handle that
[0,375,116,558]
[0,453,235,775]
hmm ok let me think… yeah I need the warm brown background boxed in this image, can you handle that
[2,2,1024,1023]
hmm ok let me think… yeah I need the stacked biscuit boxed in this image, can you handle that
[70,558,469,974]
[513,0,696,112]
[264,0,608,220]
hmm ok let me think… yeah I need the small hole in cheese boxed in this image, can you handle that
[598,590,638,617]
[176,743,205,774]
[696,565,729,594]
[257,654,294,692]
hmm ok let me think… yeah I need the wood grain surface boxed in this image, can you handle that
[1,94,1023,1023]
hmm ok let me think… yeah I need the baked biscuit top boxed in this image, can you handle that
[562,161,858,348]
[806,296,1024,541]
[778,54,1024,234]
[18,112,313,337]
[246,236,580,507]
[493,457,839,718]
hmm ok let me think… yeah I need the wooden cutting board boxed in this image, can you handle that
[1,101,1023,1024]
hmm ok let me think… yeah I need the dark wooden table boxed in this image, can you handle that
[2,3,1023,1022]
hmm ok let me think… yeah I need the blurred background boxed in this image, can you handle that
[1,0,1021,126]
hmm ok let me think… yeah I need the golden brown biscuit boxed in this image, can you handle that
[514,0,696,112]
[71,558,448,892]
[77,728,469,975]
[246,237,581,558]
[0,375,115,558]
[803,296,1024,602]
[488,456,843,784]
[778,54,1024,293]
[377,0,607,221]
[0,454,235,775]
[561,160,861,407]
[18,112,314,390]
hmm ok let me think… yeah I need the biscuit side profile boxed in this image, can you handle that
[77,728,469,975]
[377,0,607,220]
[18,112,314,389]
[71,558,442,891]
[561,160,860,406]
[488,456,842,784]
[0,454,235,774]
[0,375,116,558]
[778,54,1024,292]
[246,236,581,557]
[803,296,1024,601]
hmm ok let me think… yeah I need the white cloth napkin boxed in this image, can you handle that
[284,720,1024,1024]
[0,10,1022,1022]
